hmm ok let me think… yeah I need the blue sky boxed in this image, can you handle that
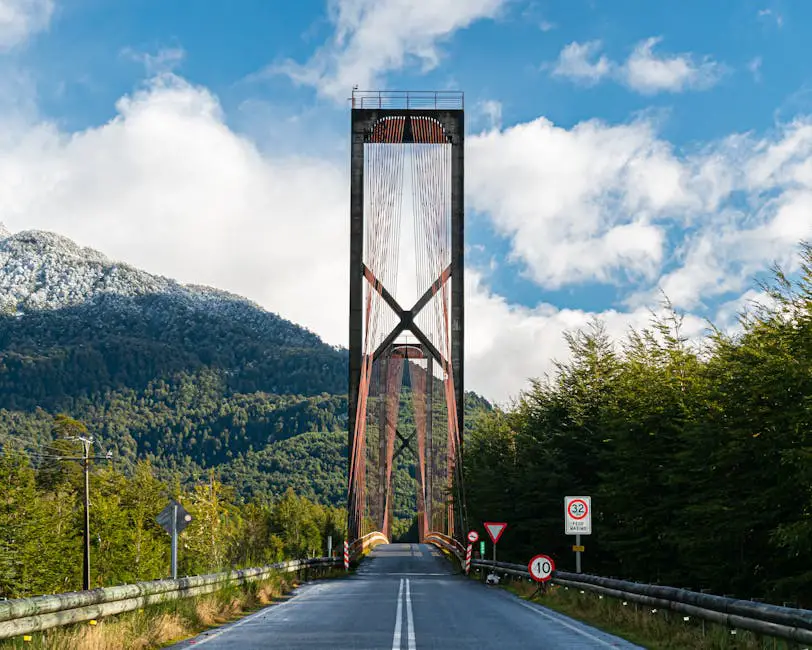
[1,0,811,401]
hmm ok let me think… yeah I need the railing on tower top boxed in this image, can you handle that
[351,90,464,110]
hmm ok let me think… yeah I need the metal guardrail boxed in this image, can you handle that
[424,532,466,560]
[349,531,389,561]
[473,559,812,645]
[0,557,338,640]
[351,90,464,110]
[424,536,812,645]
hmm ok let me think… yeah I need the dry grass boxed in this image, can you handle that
[0,568,330,650]
[501,578,798,650]
[194,596,223,627]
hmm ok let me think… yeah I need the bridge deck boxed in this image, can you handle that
[169,544,641,649]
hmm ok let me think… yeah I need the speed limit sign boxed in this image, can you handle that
[528,554,555,583]
[565,496,591,535]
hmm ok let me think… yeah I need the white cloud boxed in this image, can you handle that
[0,0,52,49]
[539,19,555,32]
[469,112,812,348]
[121,46,186,76]
[270,0,508,102]
[0,73,350,345]
[468,116,698,288]
[466,269,709,403]
[549,37,724,95]
[623,37,723,94]
[551,40,612,85]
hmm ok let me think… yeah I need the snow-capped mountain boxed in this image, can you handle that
[0,224,329,347]
[0,224,347,408]
[2,225,261,314]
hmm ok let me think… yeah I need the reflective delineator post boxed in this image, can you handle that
[343,540,349,570]
[465,543,472,574]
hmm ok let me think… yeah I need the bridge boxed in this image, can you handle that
[347,90,466,546]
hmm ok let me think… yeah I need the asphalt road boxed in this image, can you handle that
[168,543,643,649]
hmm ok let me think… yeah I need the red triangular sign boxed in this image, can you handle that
[484,521,507,544]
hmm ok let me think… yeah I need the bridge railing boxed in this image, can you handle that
[0,558,338,640]
[424,532,466,561]
[472,559,812,645]
[351,89,464,110]
[348,531,389,561]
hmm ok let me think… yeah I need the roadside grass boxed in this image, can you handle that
[0,567,348,650]
[497,577,799,650]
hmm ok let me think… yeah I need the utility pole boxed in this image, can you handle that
[58,436,112,591]
[81,437,91,591]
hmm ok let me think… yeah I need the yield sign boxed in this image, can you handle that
[484,521,507,544]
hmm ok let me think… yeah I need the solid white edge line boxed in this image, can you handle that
[513,598,631,648]
[179,581,332,647]
[392,577,404,650]
[405,578,416,650]
[187,596,290,647]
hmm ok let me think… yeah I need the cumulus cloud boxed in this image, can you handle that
[623,37,723,94]
[269,0,507,102]
[549,36,724,95]
[466,269,710,404]
[0,73,350,345]
[468,116,698,288]
[0,0,53,49]
[471,111,812,324]
[550,40,612,85]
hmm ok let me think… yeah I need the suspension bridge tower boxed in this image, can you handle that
[347,90,465,545]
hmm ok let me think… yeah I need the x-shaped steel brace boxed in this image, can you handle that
[363,263,452,367]
[392,428,415,462]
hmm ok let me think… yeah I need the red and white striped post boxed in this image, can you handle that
[343,540,349,570]
[465,543,472,575]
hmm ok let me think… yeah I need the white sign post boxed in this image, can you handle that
[565,496,591,574]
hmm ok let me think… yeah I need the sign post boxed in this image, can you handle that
[343,540,349,570]
[465,544,472,574]
[484,522,507,563]
[565,496,591,574]
[156,499,192,579]
[171,504,178,580]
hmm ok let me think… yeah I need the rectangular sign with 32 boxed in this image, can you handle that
[565,496,592,535]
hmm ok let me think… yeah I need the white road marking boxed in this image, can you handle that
[405,578,416,650]
[373,572,448,576]
[185,596,295,647]
[513,598,628,648]
[392,578,404,650]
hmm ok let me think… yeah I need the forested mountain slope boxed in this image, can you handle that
[0,225,490,506]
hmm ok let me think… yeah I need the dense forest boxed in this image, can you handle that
[464,244,812,606]
[0,419,346,600]
[0,292,348,410]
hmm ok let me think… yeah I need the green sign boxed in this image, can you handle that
[479,541,485,556]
